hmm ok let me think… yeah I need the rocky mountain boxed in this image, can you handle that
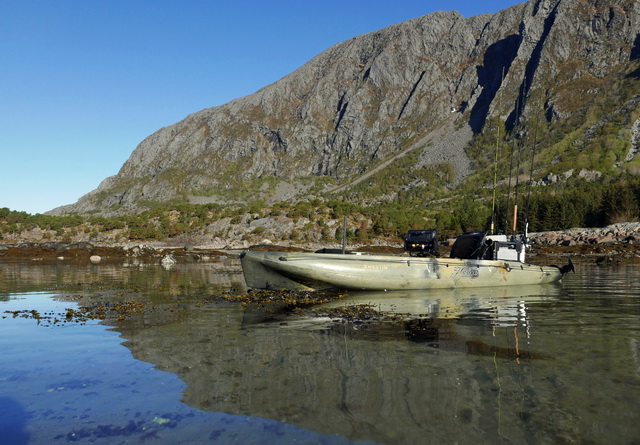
[50,0,640,216]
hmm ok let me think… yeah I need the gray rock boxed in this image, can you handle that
[47,0,640,217]
[65,242,94,250]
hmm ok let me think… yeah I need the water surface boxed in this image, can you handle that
[1,259,639,444]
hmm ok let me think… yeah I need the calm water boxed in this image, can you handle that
[1,258,639,444]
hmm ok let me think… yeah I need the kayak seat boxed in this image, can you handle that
[450,231,488,259]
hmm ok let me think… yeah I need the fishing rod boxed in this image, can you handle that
[490,82,504,234]
[490,68,505,235]
[507,76,527,235]
[504,90,521,235]
[513,126,523,233]
[524,122,539,234]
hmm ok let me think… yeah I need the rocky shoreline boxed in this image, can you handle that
[1,222,639,265]
[526,222,640,265]
[529,222,640,247]
[0,242,229,264]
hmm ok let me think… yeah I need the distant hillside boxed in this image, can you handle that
[49,0,640,217]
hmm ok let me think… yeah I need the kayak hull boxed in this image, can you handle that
[240,250,566,291]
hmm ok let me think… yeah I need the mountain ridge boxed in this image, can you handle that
[49,0,640,217]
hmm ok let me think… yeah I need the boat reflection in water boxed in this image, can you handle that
[117,284,567,444]
[315,284,561,364]
[322,283,561,325]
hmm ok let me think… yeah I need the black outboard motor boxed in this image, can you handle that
[404,230,439,257]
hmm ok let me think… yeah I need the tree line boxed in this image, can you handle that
[1,180,638,243]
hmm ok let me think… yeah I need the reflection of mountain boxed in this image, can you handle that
[115,286,570,444]
[0,260,245,296]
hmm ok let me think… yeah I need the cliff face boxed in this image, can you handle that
[51,0,640,216]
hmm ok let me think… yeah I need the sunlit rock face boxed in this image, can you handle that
[50,0,640,216]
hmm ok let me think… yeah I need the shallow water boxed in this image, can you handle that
[1,259,639,444]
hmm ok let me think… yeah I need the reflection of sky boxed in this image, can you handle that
[0,292,370,444]
[2,264,640,444]
[3,292,79,317]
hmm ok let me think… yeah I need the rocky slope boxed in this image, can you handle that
[50,0,640,216]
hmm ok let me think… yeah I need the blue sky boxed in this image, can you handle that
[1,0,521,215]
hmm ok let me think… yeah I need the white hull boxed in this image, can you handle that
[240,250,567,291]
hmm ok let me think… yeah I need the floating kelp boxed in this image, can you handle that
[203,289,348,311]
[308,304,391,322]
[3,300,147,326]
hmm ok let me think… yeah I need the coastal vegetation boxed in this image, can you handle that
[2,178,639,246]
